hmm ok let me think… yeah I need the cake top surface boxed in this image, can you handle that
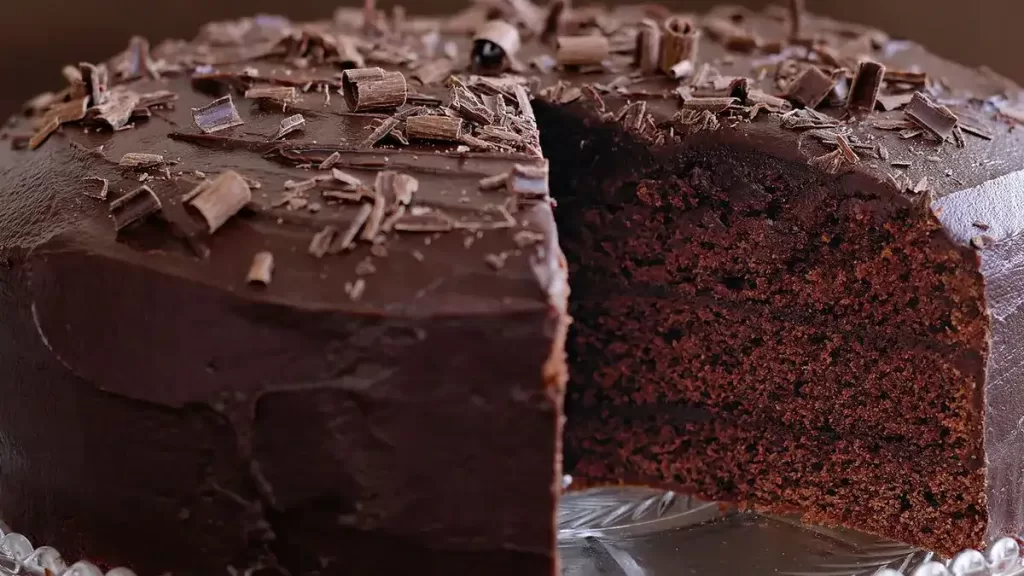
[3,0,1023,313]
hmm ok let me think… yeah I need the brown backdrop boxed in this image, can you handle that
[0,0,1018,115]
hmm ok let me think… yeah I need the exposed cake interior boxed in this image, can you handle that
[537,102,989,555]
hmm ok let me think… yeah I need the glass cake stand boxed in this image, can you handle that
[558,486,1024,576]
[0,488,1021,575]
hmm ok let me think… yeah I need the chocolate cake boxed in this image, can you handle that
[1,1,1023,574]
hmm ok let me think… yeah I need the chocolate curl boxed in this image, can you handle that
[342,68,408,112]
[659,17,699,76]
[635,19,662,74]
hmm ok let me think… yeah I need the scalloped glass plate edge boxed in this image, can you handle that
[557,487,1024,576]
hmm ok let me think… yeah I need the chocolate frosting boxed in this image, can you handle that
[2,1,1024,573]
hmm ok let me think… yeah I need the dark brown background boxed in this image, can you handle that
[0,0,1018,115]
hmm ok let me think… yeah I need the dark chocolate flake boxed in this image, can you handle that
[271,114,306,140]
[319,151,342,170]
[786,66,836,109]
[333,203,374,252]
[245,86,298,101]
[308,225,338,258]
[109,185,162,231]
[360,117,400,148]
[393,210,454,232]
[82,176,110,200]
[681,96,737,113]
[119,153,165,168]
[847,61,885,113]
[876,93,915,112]
[192,95,244,134]
[904,92,958,142]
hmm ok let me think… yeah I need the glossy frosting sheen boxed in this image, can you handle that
[1,1,1024,574]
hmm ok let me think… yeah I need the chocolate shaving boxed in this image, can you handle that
[884,69,927,86]
[412,58,455,85]
[332,168,363,190]
[406,115,463,142]
[904,92,959,141]
[703,17,758,52]
[116,36,157,80]
[319,151,342,170]
[847,61,885,113]
[82,176,110,200]
[245,86,298,101]
[786,66,836,109]
[960,122,993,140]
[780,107,839,130]
[357,117,399,148]
[110,185,162,231]
[119,152,164,168]
[789,0,805,41]
[189,170,252,233]
[659,17,699,75]
[682,96,737,112]
[557,36,610,67]
[80,63,109,107]
[541,0,566,44]
[876,93,915,111]
[393,210,454,232]
[380,205,406,233]
[23,92,58,116]
[394,106,429,121]
[246,252,274,285]
[514,85,535,122]
[473,20,522,72]
[871,119,918,130]
[808,146,854,175]
[271,114,306,140]
[746,89,789,110]
[835,134,859,164]
[342,68,408,112]
[388,128,410,146]
[973,221,991,231]
[192,95,244,133]
[323,190,365,203]
[454,98,496,125]
[88,90,140,130]
[392,173,419,205]
[635,20,662,74]
[508,161,549,199]
[347,278,366,301]
[335,203,374,251]
[308,226,338,258]
[362,175,388,240]
[29,117,60,150]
